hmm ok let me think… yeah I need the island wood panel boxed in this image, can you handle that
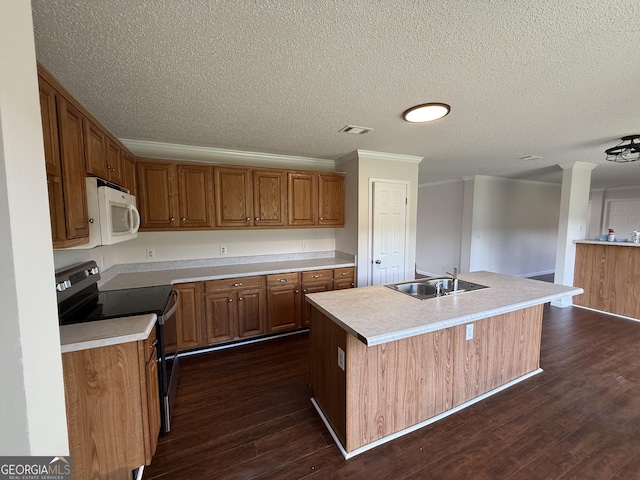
[309,308,348,446]
[344,326,454,452]
[451,305,543,407]
[573,243,640,318]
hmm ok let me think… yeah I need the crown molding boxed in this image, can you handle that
[120,139,336,171]
[335,149,423,166]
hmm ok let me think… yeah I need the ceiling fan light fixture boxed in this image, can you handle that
[605,135,640,163]
[402,103,450,123]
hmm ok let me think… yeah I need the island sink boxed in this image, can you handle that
[386,277,488,299]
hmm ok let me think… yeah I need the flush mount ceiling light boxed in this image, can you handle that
[605,135,640,163]
[402,103,451,123]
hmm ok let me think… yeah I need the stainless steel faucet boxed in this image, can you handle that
[446,267,459,291]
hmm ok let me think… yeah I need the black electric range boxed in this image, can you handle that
[55,261,179,433]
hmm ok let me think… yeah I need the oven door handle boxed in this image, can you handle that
[158,289,179,325]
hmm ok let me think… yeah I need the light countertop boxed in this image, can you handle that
[60,314,157,353]
[306,271,582,346]
[100,256,355,290]
[574,240,640,247]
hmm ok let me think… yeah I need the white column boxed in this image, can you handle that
[552,162,597,307]
[0,0,69,454]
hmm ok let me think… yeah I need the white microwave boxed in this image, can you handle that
[66,177,141,249]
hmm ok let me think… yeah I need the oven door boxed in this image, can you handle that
[157,289,179,433]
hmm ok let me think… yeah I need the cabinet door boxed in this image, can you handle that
[174,283,206,351]
[137,161,178,229]
[178,164,214,228]
[288,172,318,226]
[121,151,137,195]
[214,166,252,227]
[253,169,287,227]
[267,280,301,332]
[84,118,109,179]
[47,174,67,242]
[106,138,123,185]
[205,291,237,344]
[38,77,61,176]
[319,174,345,226]
[57,96,90,241]
[237,286,266,338]
[142,331,160,463]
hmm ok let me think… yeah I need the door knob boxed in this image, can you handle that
[375,259,381,264]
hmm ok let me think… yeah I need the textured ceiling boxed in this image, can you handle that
[31,0,640,188]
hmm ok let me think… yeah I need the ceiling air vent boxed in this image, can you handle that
[339,125,373,135]
[519,155,542,161]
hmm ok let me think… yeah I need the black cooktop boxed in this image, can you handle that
[59,284,174,326]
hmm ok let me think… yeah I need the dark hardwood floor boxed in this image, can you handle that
[143,306,640,480]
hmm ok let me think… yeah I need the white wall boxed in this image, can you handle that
[468,176,560,276]
[53,228,337,270]
[0,0,69,455]
[416,180,464,276]
[421,176,561,278]
[336,150,421,287]
[588,186,640,238]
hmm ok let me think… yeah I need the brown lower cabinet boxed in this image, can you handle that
[301,269,333,327]
[174,267,355,351]
[174,282,207,351]
[266,272,302,332]
[204,276,266,344]
[62,327,160,479]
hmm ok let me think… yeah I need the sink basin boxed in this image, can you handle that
[385,277,488,300]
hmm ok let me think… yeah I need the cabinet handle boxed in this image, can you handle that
[277,278,288,283]
[295,289,299,294]
[182,217,186,222]
[255,217,258,221]
[311,274,321,278]
[303,289,308,293]
[341,272,348,276]
[245,217,250,221]
[170,217,175,223]
[230,282,243,287]
[320,217,324,221]
[228,298,233,303]
[239,297,243,301]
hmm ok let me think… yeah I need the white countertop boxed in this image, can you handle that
[305,271,583,346]
[574,239,640,247]
[60,314,157,353]
[101,256,354,290]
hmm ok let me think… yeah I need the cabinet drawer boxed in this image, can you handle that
[205,276,264,293]
[301,269,333,283]
[266,272,300,286]
[334,267,355,278]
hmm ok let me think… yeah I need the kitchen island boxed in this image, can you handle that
[305,271,582,457]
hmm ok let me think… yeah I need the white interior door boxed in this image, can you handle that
[371,181,407,285]
[604,200,640,239]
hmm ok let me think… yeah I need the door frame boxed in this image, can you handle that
[367,178,412,286]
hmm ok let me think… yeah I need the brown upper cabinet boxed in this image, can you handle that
[137,161,214,230]
[214,166,252,227]
[39,75,90,247]
[120,150,137,196]
[288,172,344,227]
[37,63,138,248]
[214,167,288,228]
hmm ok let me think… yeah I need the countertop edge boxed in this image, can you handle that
[60,314,157,353]
[574,240,640,247]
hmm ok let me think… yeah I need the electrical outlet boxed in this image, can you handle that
[337,347,346,371]
[302,240,308,250]
[220,245,227,255]
[465,323,474,341]
[146,248,156,260]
